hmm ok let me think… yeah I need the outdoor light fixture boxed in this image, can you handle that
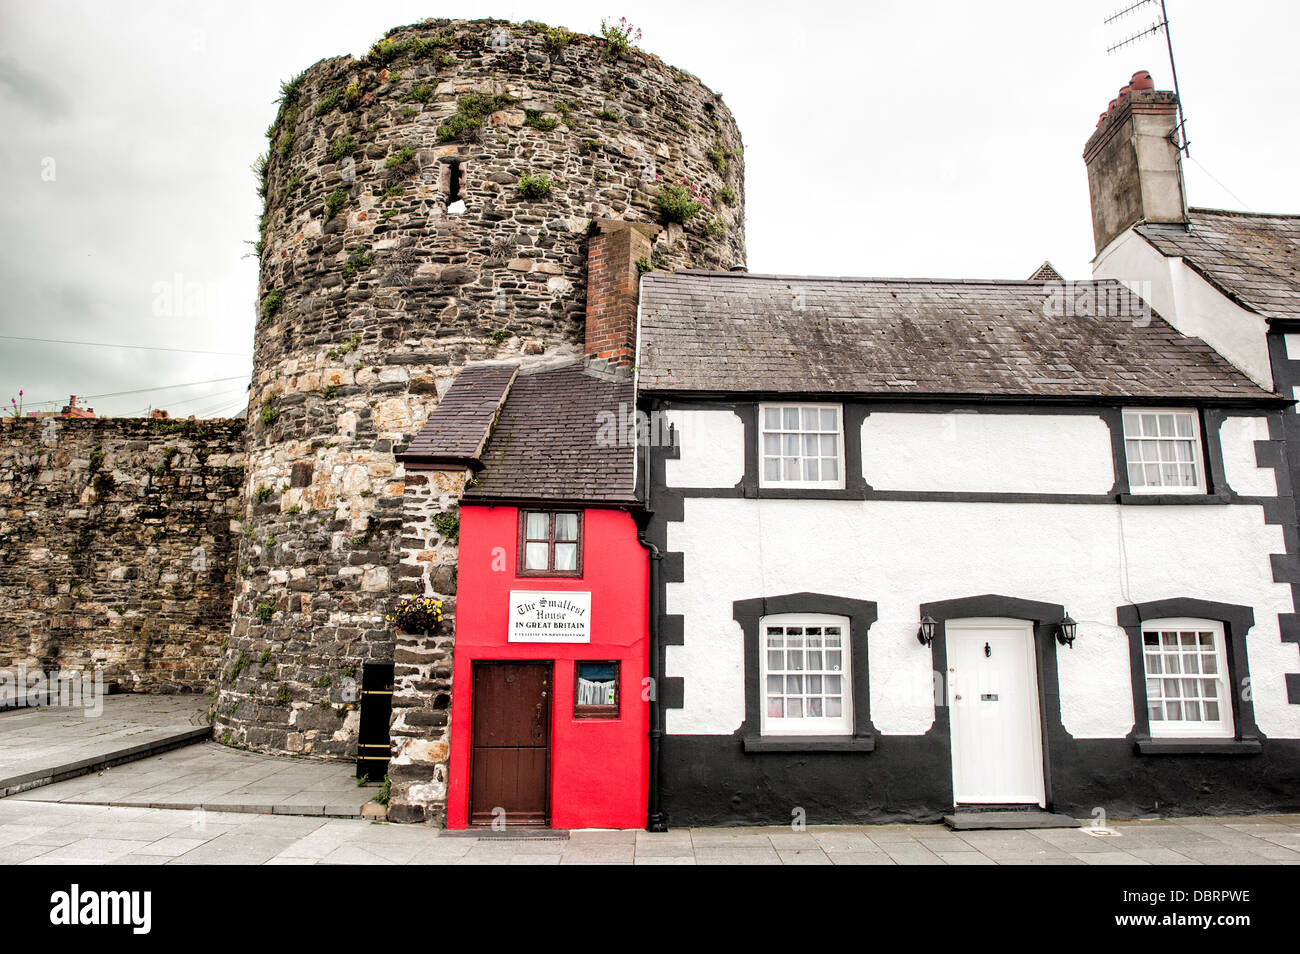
[1057,612,1078,648]
[917,615,938,646]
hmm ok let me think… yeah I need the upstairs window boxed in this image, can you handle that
[1123,409,1203,493]
[518,510,582,577]
[760,614,852,736]
[759,404,844,489]
[1140,619,1234,738]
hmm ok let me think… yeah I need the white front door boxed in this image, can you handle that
[946,618,1045,806]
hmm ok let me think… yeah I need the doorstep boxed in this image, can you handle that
[943,811,1082,831]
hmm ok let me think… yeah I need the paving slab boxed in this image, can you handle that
[8,741,372,817]
[2,796,1298,865]
[0,695,210,796]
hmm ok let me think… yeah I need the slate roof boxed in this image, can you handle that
[637,271,1278,402]
[399,364,516,466]
[464,363,637,504]
[1136,208,1300,323]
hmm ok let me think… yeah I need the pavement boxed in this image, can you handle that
[8,742,373,817]
[1,800,1298,864]
[4,697,1300,864]
[0,695,210,797]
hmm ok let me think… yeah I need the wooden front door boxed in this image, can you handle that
[469,661,552,827]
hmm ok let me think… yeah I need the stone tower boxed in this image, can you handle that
[215,17,745,818]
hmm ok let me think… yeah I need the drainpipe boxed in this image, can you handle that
[635,515,665,832]
[635,396,667,832]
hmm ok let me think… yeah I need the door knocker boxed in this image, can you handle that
[984,642,991,658]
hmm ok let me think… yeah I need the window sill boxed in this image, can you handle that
[1118,492,1230,505]
[1134,737,1261,756]
[743,735,875,753]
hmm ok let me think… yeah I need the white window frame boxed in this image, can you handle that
[1122,408,1205,495]
[1140,618,1234,739]
[758,403,845,489]
[759,613,853,736]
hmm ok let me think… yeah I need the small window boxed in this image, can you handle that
[759,404,844,489]
[760,614,852,735]
[1123,410,1204,493]
[1140,619,1234,738]
[574,661,619,719]
[518,510,582,577]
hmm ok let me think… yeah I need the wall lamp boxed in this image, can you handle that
[1057,612,1078,648]
[917,615,938,646]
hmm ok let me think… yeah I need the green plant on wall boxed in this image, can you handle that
[260,288,284,321]
[524,110,558,131]
[325,188,349,219]
[517,173,555,200]
[599,17,642,56]
[327,133,355,162]
[258,394,279,426]
[654,183,702,223]
[436,92,519,143]
[342,247,375,280]
[434,511,460,543]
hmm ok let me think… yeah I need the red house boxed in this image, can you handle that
[402,360,649,830]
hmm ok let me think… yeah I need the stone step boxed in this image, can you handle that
[943,811,1082,831]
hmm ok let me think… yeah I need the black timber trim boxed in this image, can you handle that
[636,388,1290,410]
[1266,332,1300,701]
[1117,598,1264,748]
[732,592,878,751]
[1135,739,1262,756]
[920,594,1067,809]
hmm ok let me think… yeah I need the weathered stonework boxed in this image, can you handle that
[0,418,245,695]
[218,16,746,823]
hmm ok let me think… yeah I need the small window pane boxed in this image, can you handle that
[783,408,799,429]
[764,408,781,429]
[764,458,781,480]
[767,699,784,718]
[763,434,781,455]
[554,513,578,541]
[1176,415,1194,438]
[554,543,577,571]
[802,458,819,481]
[526,512,549,539]
[786,699,803,718]
[525,542,549,569]
[822,458,839,480]
[820,408,837,430]
[802,408,819,430]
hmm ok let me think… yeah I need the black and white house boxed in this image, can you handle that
[633,265,1300,825]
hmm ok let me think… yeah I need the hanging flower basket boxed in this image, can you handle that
[386,596,445,634]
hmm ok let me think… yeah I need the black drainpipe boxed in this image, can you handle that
[635,398,668,832]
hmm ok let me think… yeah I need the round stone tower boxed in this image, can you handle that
[214,17,745,792]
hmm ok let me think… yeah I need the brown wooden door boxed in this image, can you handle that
[469,661,551,826]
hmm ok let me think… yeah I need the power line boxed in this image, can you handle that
[17,375,249,409]
[0,335,251,357]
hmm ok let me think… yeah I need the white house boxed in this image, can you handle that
[633,264,1300,825]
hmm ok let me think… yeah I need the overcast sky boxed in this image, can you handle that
[2,0,1297,418]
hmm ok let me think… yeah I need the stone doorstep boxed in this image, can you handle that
[944,811,1083,832]
[442,828,571,841]
[0,726,211,797]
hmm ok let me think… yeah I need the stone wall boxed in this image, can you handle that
[219,13,746,820]
[0,417,245,695]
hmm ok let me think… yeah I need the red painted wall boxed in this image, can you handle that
[447,505,649,829]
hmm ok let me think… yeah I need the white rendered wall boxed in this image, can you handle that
[663,409,746,488]
[1219,416,1277,497]
[861,413,1114,494]
[1094,229,1272,389]
[664,497,1298,740]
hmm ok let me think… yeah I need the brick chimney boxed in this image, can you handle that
[1083,71,1187,255]
[585,218,661,371]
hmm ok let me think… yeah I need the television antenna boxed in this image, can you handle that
[1104,0,1189,156]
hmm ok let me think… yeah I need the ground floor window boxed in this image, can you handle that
[574,661,619,718]
[760,614,852,735]
[1141,618,1234,738]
